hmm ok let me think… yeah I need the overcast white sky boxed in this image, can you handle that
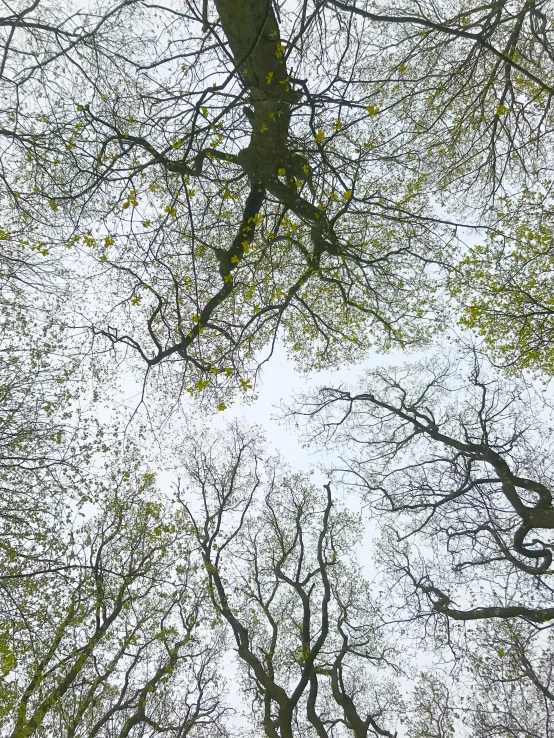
[211,341,413,466]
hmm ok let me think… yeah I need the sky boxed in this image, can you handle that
[210,341,413,469]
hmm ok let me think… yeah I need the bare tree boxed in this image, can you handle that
[178,423,403,738]
[290,348,554,736]
[294,349,554,624]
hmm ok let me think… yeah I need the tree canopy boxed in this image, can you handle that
[3,1,554,736]
[3,0,554,394]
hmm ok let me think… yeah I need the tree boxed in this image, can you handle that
[3,0,554,401]
[396,619,554,737]
[0,235,112,588]
[0,313,92,584]
[294,350,554,623]
[463,619,554,738]
[4,1,554,734]
[451,187,554,376]
[2,449,229,738]
[178,423,403,738]
[406,673,456,738]
[291,349,554,735]
[326,0,554,199]
[175,419,554,738]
